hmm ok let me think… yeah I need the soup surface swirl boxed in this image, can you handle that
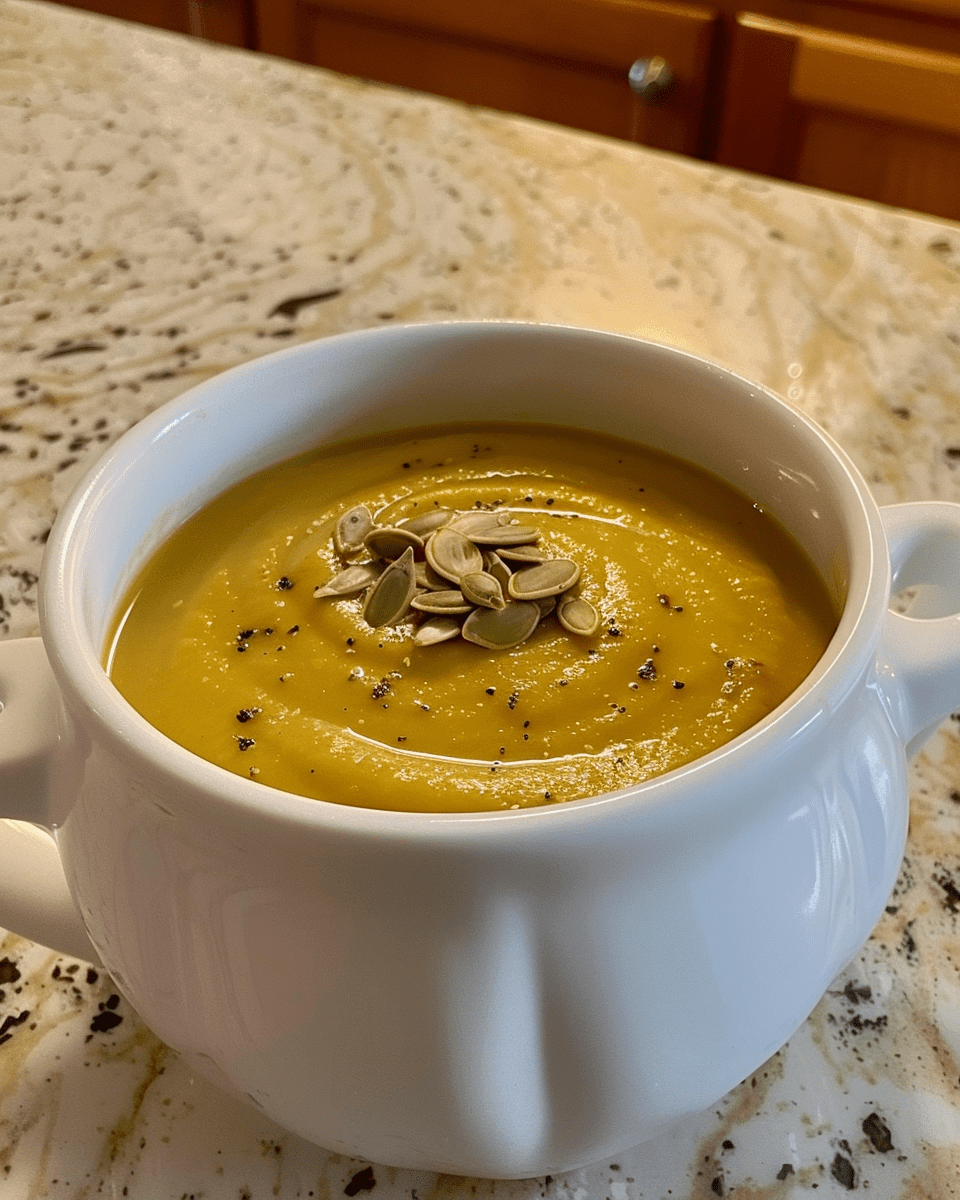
[106,424,837,811]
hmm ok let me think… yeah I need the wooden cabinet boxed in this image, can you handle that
[253,0,960,220]
[716,11,960,220]
[46,0,254,46]
[254,0,719,157]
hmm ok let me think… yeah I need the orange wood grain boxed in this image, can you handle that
[717,13,960,221]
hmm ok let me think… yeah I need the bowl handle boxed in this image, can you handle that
[0,637,98,961]
[878,502,960,758]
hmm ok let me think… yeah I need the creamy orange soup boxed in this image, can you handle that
[106,424,837,812]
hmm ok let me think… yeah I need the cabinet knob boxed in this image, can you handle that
[627,57,674,103]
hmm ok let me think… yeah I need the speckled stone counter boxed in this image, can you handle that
[2,0,960,1195]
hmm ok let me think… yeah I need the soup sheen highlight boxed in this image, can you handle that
[106,424,837,812]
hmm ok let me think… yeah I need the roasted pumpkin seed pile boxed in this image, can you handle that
[314,504,602,650]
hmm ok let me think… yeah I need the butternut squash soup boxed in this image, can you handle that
[105,424,837,812]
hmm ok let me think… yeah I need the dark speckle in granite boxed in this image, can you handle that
[269,289,343,318]
[831,1151,857,1189]
[39,340,106,360]
[863,1111,894,1154]
[0,1009,31,1046]
[87,996,124,1039]
[0,959,22,986]
[933,866,960,913]
[344,1166,376,1196]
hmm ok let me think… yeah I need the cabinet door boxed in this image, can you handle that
[717,13,960,221]
[44,0,253,46]
[255,0,718,156]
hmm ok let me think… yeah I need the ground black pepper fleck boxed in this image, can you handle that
[673,681,685,689]
[235,737,255,751]
[236,708,261,723]
[276,577,294,590]
[485,686,496,695]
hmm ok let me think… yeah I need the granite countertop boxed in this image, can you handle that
[2,0,960,1195]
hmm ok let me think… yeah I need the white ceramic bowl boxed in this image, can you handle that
[2,321,960,1178]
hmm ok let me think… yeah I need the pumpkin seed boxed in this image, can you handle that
[334,505,374,556]
[462,601,540,650]
[498,543,546,564]
[507,558,581,600]
[448,511,504,537]
[460,570,506,610]
[535,595,557,617]
[415,560,450,591]
[410,589,472,615]
[364,526,424,560]
[400,509,454,537]
[470,523,541,547]
[557,596,601,636]
[363,547,417,627]
[413,616,462,646]
[425,526,483,583]
[314,561,383,599]
[483,551,513,590]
